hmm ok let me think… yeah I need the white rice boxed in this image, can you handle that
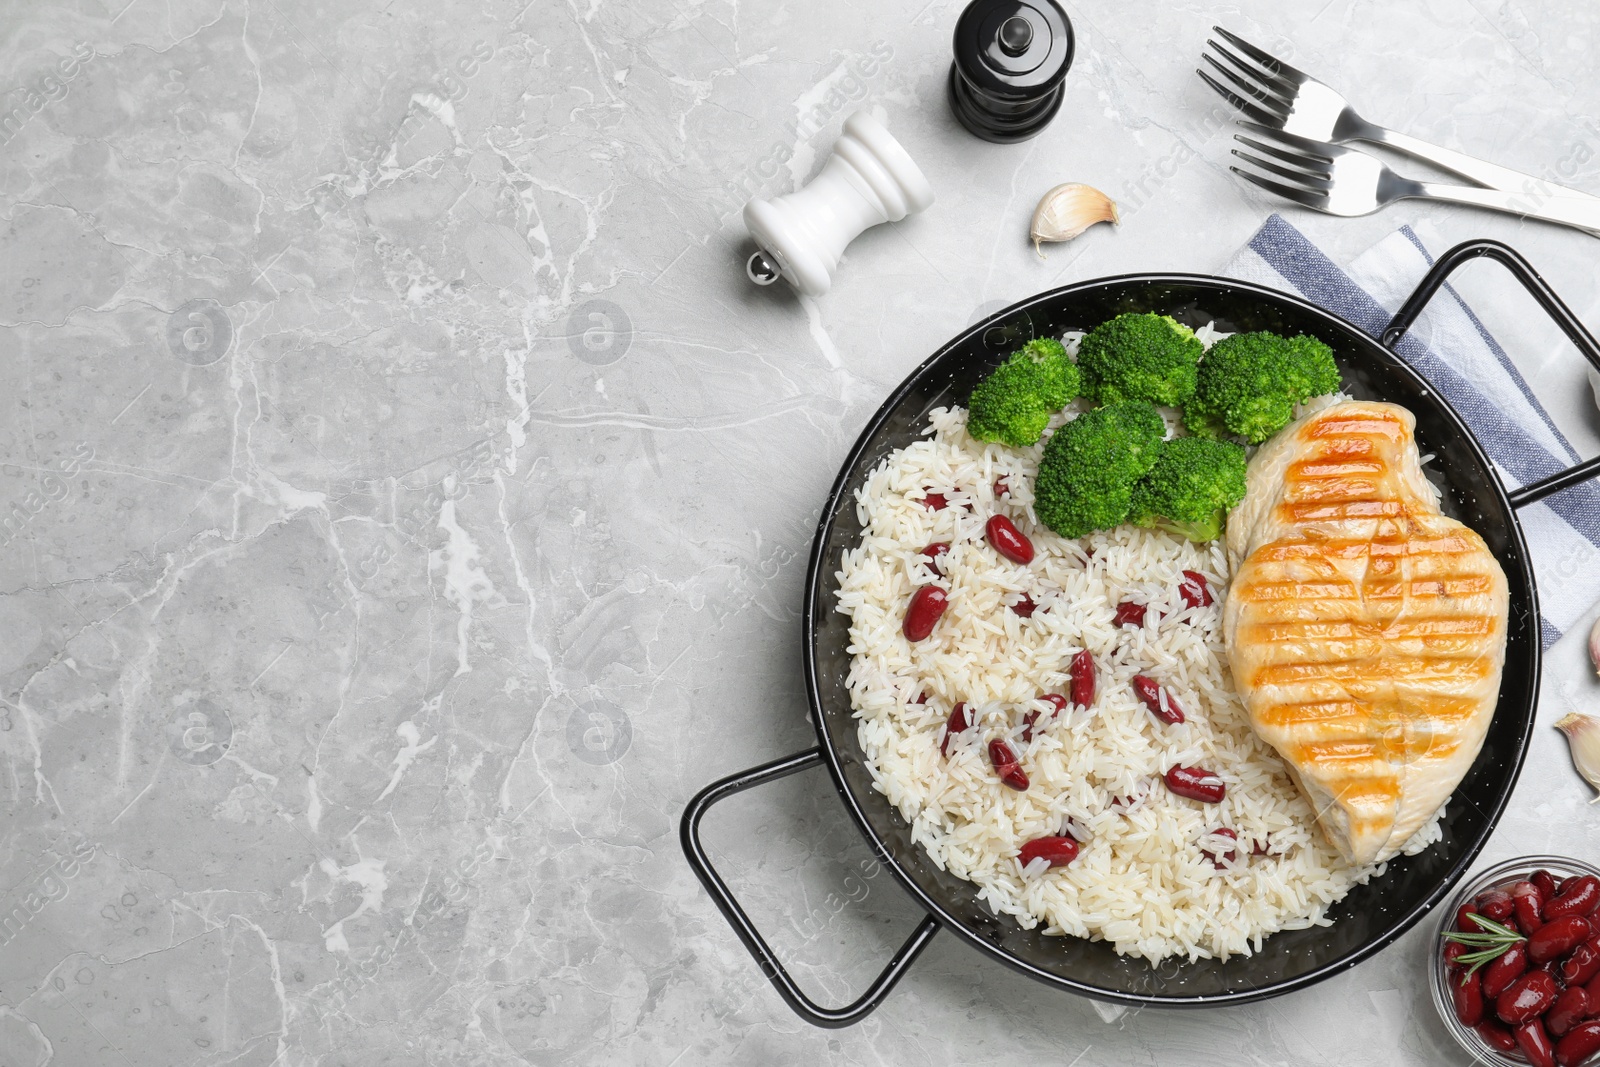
[836,402,1444,963]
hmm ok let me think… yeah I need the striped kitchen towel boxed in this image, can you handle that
[1223,214,1600,651]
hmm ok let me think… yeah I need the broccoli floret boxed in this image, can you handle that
[1128,436,1248,542]
[1076,313,1203,407]
[967,338,1081,447]
[1034,401,1166,538]
[1185,331,1340,444]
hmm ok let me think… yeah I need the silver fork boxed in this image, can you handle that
[1199,26,1600,205]
[1231,125,1600,235]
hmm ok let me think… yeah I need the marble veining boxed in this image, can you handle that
[2,0,1600,1063]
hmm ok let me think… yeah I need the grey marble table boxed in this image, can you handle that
[3,0,1600,1063]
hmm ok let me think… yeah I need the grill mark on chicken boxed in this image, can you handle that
[1247,618,1495,641]
[1257,694,1479,727]
[1302,414,1408,440]
[1280,500,1408,523]
[1252,535,1478,562]
[1238,575,1496,601]
[1250,654,1495,686]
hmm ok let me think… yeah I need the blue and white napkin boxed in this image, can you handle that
[1223,214,1600,652]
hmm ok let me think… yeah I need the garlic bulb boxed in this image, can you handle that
[1555,712,1600,797]
[1030,183,1119,258]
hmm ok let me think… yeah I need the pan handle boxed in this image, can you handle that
[1380,238,1600,510]
[679,747,941,1029]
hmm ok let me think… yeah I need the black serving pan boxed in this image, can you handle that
[681,240,1600,1024]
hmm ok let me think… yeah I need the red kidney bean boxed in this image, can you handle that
[1164,765,1225,803]
[1069,649,1096,710]
[1114,601,1147,627]
[1498,969,1560,1025]
[1457,901,1482,933]
[1179,570,1214,609]
[1479,889,1516,923]
[1019,835,1079,869]
[1549,987,1593,1039]
[1563,936,1600,987]
[1199,827,1238,869]
[1513,881,1548,936]
[1548,877,1600,921]
[914,692,929,704]
[1518,1018,1558,1067]
[920,542,950,576]
[1022,694,1069,742]
[1010,594,1038,618]
[1531,917,1593,964]
[939,703,973,758]
[1443,939,1469,970]
[903,585,948,641]
[1534,870,1562,900]
[1020,712,1039,742]
[1587,968,1600,1004]
[921,490,949,511]
[993,477,1010,498]
[1478,940,1529,1004]
[1557,1021,1600,1067]
[1250,835,1274,857]
[1477,1019,1519,1053]
[1133,676,1185,724]
[986,515,1035,565]
[1453,968,1487,1026]
[988,739,1029,790]
[1483,941,1530,1000]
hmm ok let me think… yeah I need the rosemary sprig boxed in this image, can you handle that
[1442,912,1526,983]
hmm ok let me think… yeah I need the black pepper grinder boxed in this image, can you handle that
[948,0,1074,144]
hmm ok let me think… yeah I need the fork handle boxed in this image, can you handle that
[1367,126,1600,205]
[1410,181,1600,237]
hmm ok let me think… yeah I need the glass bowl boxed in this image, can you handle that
[1430,855,1600,1065]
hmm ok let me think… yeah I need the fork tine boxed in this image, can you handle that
[1196,69,1285,127]
[1234,133,1333,173]
[1236,121,1338,162]
[1212,27,1311,87]
[1204,41,1296,103]
[1201,53,1292,112]
[1229,166,1330,211]
[1230,148,1333,191]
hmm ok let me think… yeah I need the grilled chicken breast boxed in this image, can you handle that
[1223,401,1509,866]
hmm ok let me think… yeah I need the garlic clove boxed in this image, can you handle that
[1555,712,1600,797]
[1030,183,1119,259]
[1590,614,1600,676]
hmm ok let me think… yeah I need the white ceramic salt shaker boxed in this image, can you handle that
[743,111,934,297]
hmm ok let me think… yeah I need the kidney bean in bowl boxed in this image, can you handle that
[1431,856,1600,1067]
